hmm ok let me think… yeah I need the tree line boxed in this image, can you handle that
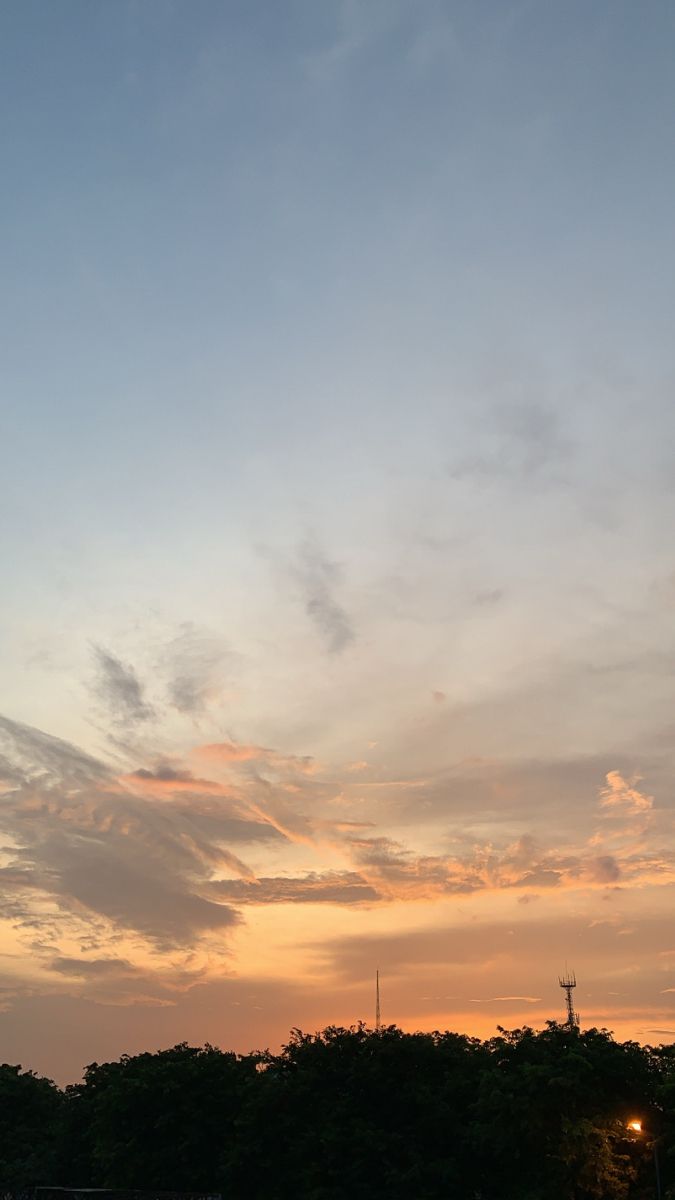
[3,1021,675,1199]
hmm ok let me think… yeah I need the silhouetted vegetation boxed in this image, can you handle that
[3,1021,675,1198]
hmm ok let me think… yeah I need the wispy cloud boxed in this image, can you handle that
[90,645,155,726]
[196,740,314,774]
[295,539,355,653]
[0,716,264,954]
[450,402,570,485]
[211,871,379,906]
[0,713,108,785]
[164,624,231,715]
[469,995,542,1004]
[600,770,653,815]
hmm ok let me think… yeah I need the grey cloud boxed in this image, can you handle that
[0,752,28,788]
[499,403,568,474]
[590,855,622,883]
[365,753,625,834]
[56,844,240,947]
[514,868,565,888]
[296,540,355,653]
[211,871,379,906]
[3,819,241,951]
[132,765,193,781]
[50,956,136,977]
[308,913,667,983]
[473,588,504,606]
[0,714,109,786]
[0,716,257,952]
[168,809,284,846]
[164,624,231,714]
[45,956,208,1012]
[126,769,290,844]
[91,645,154,725]
[309,924,505,980]
[450,402,570,485]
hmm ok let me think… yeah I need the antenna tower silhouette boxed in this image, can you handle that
[375,969,381,1031]
[559,969,579,1028]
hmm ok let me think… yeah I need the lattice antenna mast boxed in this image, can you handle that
[559,969,579,1028]
[375,969,381,1031]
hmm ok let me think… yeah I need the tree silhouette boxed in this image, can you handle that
[1,1023,672,1199]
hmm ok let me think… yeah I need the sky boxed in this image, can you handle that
[2,0,675,1085]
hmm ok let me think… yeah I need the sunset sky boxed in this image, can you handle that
[3,0,675,1084]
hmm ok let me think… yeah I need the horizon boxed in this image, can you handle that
[2,0,675,1086]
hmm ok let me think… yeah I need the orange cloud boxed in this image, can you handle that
[599,770,653,814]
[196,742,315,773]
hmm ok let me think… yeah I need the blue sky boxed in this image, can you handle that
[2,0,675,1082]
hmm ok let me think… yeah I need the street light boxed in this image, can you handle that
[627,1118,661,1200]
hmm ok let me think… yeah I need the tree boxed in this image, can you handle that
[0,1062,62,1187]
[472,1023,656,1199]
[60,1042,258,1190]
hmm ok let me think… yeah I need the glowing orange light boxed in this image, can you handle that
[627,1120,643,1133]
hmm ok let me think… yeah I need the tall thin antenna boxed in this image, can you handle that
[375,969,381,1031]
[559,969,579,1028]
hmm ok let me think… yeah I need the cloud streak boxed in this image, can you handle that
[164,624,231,714]
[91,645,155,726]
[295,540,355,653]
[0,716,270,954]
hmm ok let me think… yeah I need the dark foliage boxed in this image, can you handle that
[58,1044,258,1190]
[0,1062,62,1187]
[1,1022,673,1199]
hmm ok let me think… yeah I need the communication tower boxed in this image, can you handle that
[559,969,579,1028]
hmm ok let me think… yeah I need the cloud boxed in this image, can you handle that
[211,871,379,906]
[342,832,577,900]
[600,771,653,815]
[91,645,154,725]
[308,912,675,988]
[469,995,542,1004]
[42,955,214,1011]
[295,540,355,653]
[1,710,673,1051]
[362,755,651,840]
[0,713,109,786]
[164,624,231,714]
[0,716,256,953]
[50,956,139,978]
[450,402,570,485]
[196,741,314,774]
[53,846,241,946]
[124,765,236,795]
[337,822,670,905]
[473,588,504,606]
[589,854,622,883]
